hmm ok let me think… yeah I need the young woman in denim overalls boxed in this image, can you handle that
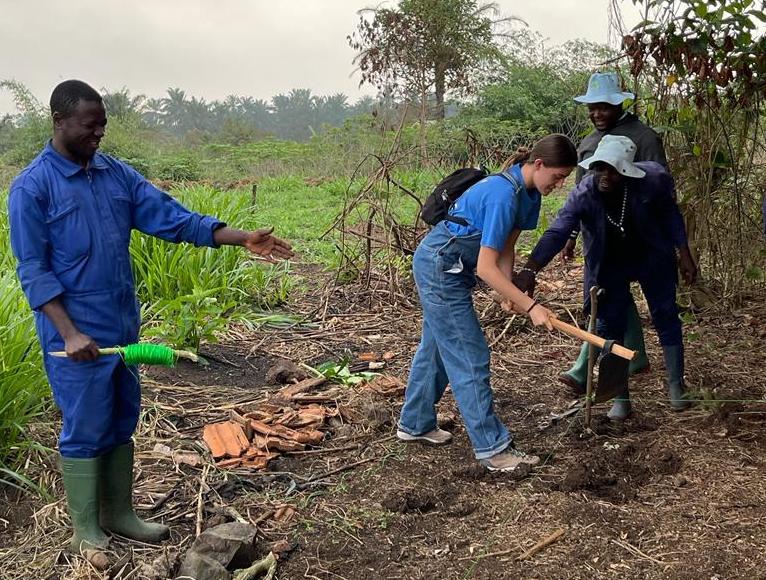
[397,134,578,472]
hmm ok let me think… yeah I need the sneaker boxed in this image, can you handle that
[396,428,452,445]
[557,372,586,396]
[480,448,540,472]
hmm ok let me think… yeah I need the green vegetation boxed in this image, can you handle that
[1,0,764,488]
[0,191,48,490]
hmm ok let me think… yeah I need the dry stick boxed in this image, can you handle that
[516,528,566,561]
[585,286,599,426]
[233,551,277,580]
[489,315,517,348]
[195,465,210,537]
[458,529,566,562]
[611,539,674,566]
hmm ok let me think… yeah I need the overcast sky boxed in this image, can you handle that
[0,0,643,115]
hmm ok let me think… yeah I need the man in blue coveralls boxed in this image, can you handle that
[516,135,697,420]
[8,80,293,552]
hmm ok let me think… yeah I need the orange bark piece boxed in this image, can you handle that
[253,435,305,453]
[203,421,250,459]
[216,457,244,469]
[365,375,406,396]
[273,505,297,522]
[202,424,227,459]
[241,456,272,470]
[294,428,325,445]
[277,405,327,429]
[244,410,277,423]
[250,419,325,445]
[358,352,379,362]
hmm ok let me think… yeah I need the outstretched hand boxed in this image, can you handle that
[243,227,294,262]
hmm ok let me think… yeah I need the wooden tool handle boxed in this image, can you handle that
[48,347,200,363]
[550,318,635,361]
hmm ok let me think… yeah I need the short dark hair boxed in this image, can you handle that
[50,80,102,118]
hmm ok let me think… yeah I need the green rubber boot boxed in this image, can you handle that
[61,456,110,552]
[625,301,650,375]
[662,345,691,411]
[607,386,632,421]
[561,300,650,390]
[100,442,170,543]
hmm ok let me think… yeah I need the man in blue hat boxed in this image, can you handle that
[518,135,697,420]
[518,72,668,396]
[8,80,293,553]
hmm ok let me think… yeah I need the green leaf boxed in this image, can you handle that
[694,3,708,18]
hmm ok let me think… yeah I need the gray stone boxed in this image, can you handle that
[176,523,258,580]
[176,551,231,580]
[266,359,307,384]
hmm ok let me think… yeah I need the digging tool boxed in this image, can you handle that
[585,286,601,424]
[549,318,634,361]
[580,286,629,420]
[489,291,635,361]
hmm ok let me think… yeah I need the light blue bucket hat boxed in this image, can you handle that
[574,72,635,105]
[579,135,645,178]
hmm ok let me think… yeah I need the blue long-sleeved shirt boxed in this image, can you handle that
[530,161,687,308]
[8,141,224,348]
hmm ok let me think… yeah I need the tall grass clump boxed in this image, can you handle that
[130,185,295,349]
[0,190,49,491]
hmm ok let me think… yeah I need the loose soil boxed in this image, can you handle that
[2,263,765,579]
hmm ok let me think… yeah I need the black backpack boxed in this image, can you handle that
[420,167,489,227]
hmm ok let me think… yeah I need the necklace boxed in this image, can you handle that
[605,184,628,236]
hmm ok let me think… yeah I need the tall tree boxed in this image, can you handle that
[101,87,146,119]
[349,0,519,120]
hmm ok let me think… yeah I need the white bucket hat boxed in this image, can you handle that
[574,72,635,106]
[579,135,646,178]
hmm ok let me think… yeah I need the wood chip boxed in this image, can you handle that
[250,419,325,445]
[365,375,406,396]
[253,435,306,453]
[273,505,297,522]
[274,376,327,401]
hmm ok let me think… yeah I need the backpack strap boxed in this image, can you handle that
[444,169,522,228]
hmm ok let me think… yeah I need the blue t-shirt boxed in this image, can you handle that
[444,163,541,251]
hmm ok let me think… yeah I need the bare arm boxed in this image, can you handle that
[477,246,553,329]
[213,226,294,261]
[40,298,99,361]
[498,229,521,279]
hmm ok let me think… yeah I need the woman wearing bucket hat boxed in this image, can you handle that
[517,135,697,420]
[519,72,668,396]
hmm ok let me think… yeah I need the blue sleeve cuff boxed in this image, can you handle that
[194,216,227,248]
[22,270,65,311]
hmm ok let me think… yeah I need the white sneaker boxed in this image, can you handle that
[396,428,453,445]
